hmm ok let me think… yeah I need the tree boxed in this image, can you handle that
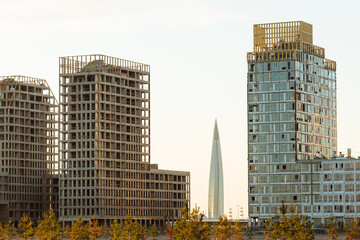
[214,215,233,240]
[164,223,174,240]
[0,222,3,239]
[2,220,15,240]
[70,216,90,240]
[231,222,244,240]
[102,223,109,237]
[64,225,71,239]
[173,200,211,240]
[326,216,339,240]
[264,202,314,240]
[35,208,62,240]
[133,222,146,240]
[149,224,159,240]
[17,213,35,240]
[344,218,360,240]
[109,219,122,240]
[88,215,102,239]
[121,215,146,240]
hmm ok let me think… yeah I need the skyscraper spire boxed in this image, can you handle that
[208,119,224,219]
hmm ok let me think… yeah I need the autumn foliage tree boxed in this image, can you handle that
[88,215,102,239]
[264,202,314,240]
[102,223,109,237]
[0,223,3,239]
[164,223,175,240]
[344,218,360,240]
[64,225,71,239]
[214,215,233,240]
[17,213,35,240]
[35,208,62,240]
[109,215,146,240]
[173,200,211,240]
[231,222,244,240]
[70,216,90,240]
[326,215,339,240]
[109,219,122,240]
[149,224,159,240]
[1,220,15,239]
[121,215,147,240]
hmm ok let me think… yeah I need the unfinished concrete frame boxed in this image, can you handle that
[59,54,189,227]
[0,76,58,223]
[149,164,190,224]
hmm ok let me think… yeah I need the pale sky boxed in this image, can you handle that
[1,0,359,219]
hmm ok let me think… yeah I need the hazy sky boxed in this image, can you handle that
[1,0,359,218]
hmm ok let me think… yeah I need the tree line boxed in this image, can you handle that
[264,201,360,240]
[1,201,360,239]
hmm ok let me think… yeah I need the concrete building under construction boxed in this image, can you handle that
[0,76,58,223]
[59,54,190,227]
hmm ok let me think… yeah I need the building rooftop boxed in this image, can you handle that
[59,54,150,75]
[0,75,48,87]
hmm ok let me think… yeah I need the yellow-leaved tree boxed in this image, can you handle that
[149,224,159,240]
[264,201,314,240]
[231,222,244,240]
[70,216,90,240]
[173,200,211,240]
[109,219,122,240]
[64,225,71,239]
[2,220,15,239]
[35,208,62,240]
[121,215,147,240]
[214,215,233,240]
[326,215,339,240]
[17,213,35,240]
[344,218,360,240]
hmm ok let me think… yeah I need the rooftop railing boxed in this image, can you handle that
[59,54,150,75]
[0,75,47,86]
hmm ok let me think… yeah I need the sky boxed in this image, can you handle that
[1,0,360,219]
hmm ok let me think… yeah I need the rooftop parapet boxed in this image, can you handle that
[59,54,150,75]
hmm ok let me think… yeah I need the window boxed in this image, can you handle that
[250,64,255,72]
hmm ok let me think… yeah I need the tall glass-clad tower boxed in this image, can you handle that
[247,21,337,224]
[208,120,224,219]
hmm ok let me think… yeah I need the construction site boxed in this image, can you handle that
[59,54,190,227]
[0,76,58,223]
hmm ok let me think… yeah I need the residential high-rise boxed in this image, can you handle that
[247,21,337,225]
[0,76,58,223]
[59,54,190,227]
[208,120,224,219]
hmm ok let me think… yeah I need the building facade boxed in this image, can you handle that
[208,120,224,219]
[0,76,58,223]
[312,153,360,227]
[59,54,189,227]
[247,21,337,224]
[150,164,190,223]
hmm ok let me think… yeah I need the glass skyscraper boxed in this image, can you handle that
[247,21,337,224]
